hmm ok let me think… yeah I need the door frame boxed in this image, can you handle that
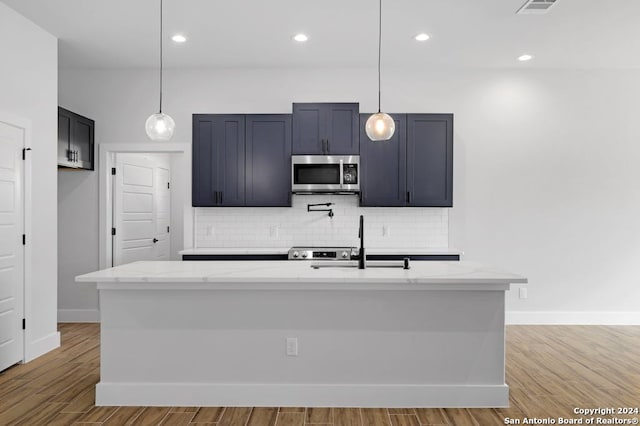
[99,143,191,270]
[0,110,32,364]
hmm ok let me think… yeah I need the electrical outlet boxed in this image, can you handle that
[382,225,391,237]
[209,225,215,236]
[519,287,528,299]
[286,337,298,356]
[269,225,279,239]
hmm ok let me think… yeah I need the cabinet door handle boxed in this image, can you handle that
[75,150,78,162]
[68,149,73,162]
[322,139,327,154]
[153,238,158,243]
[407,191,412,204]
[327,140,330,153]
[219,191,223,204]
[214,191,219,204]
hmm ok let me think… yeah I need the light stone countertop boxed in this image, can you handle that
[76,260,525,291]
[179,247,463,255]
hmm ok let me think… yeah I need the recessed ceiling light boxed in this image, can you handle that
[414,33,430,42]
[293,33,309,42]
[518,54,533,61]
[171,34,187,43]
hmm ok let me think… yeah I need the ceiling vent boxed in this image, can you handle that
[517,0,558,14]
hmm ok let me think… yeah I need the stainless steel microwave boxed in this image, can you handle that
[291,155,360,193]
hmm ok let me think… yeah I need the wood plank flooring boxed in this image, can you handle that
[0,323,638,425]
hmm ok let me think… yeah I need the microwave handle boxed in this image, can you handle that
[339,159,344,189]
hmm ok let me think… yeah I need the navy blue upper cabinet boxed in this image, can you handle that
[292,103,359,155]
[58,107,95,170]
[192,114,292,207]
[359,113,453,207]
[192,114,246,206]
[359,114,407,207]
[245,115,292,207]
[406,114,453,207]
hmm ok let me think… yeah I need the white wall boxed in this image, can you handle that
[0,3,60,358]
[59,66,640,323]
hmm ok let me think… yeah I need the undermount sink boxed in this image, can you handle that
[310,260,409,269]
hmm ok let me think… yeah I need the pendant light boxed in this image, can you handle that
[145,0,175,141]
[365,0,395,142]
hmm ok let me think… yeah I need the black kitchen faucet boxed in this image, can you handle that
[357,215,366,270]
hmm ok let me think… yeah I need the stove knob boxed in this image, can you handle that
[292,251,299,258]
[341,251,348,258]
[302,252,308,258]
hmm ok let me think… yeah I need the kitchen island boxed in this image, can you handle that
[76,260,526,408]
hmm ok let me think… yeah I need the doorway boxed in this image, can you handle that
[0,115,29,371]
[112,153,172,266]
[99,143,191,270]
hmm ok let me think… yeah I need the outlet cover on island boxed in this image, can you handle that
[286,337,298,356]
[519,287,528,299]
[382,225,391,237]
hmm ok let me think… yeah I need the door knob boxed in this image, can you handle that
[153,238,158,243]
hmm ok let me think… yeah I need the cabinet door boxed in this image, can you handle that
[192,115,216,206]
[71,115,94,170]
[292,103,324,154]
[292,103,359,155]
[216,115,246,206]
[245,115,292,207]
[325,103,359,155]
[192,115,245,207]
[359,114,407,207]
[58,108,73,167]
[406,114,453,207]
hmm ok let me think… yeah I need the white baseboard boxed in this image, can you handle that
[96,383,509,408]
[507,311,640,325]
[25,331,60,362]
[58,309,100,323]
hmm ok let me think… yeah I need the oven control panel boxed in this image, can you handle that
[288,247,356,260]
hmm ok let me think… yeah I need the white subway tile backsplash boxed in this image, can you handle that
[195,194,448,248]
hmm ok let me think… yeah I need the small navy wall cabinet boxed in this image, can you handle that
[292,103,359,155]
[359,113,453,207]
[245,115,292,206]
[192,114,292,207]
[58,107,95,170]
[192,114,246,206]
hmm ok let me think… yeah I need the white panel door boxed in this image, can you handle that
[154,166,171,260]
[113,154,171,266]
[0,121,24,372]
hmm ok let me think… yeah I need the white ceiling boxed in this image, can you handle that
[3,0,640,69]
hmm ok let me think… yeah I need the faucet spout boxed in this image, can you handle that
[358,215,366,269]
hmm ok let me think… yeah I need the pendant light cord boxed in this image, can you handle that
[377,0,382,113]
[159,0,163,113]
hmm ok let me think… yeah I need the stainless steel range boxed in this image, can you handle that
[288,247,357,261]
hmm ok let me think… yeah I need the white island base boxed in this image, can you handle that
[77,260,527,408]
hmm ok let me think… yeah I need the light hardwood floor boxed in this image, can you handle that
[0,324,638,425]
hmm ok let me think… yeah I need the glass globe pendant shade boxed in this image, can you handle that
[145,112,175,141]
[365,112,395,141]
